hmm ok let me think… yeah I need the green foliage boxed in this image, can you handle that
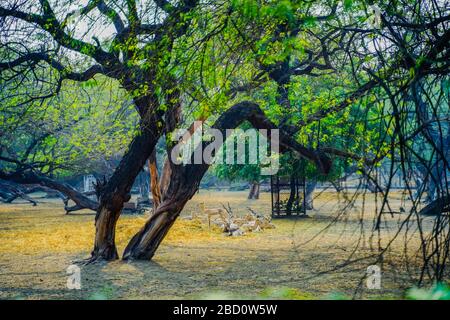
[0,0,431,192]
[197,286,315,299]
[0,75,138,178]
[406,283,450,300]
[213,123,266,183]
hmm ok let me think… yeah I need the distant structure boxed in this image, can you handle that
[271,175,307,218]
[83,175,96,193]
[83,175,97,201]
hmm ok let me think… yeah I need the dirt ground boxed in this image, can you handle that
[0,190,435,300]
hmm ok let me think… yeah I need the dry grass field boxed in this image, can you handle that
[0,190,435,300]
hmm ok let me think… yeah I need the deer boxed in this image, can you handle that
[195,202,228,228]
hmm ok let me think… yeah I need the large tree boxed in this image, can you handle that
[0,0,206,260]
[0,0,332,261]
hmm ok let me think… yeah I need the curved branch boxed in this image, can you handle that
[0,3,117,66]
[419,196,450,216]
[165,101,332,202]
[0,52,105,81]
[98,0,125,33]
[0,170,98,212]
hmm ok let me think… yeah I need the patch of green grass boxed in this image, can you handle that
[259,287,315,300]
[406,283,450,300]
[88,285,116,300]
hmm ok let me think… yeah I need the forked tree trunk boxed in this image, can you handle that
[123,102,332,260]
[123,164,202,260]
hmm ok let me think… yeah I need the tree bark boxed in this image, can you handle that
[159,116,205,196]
[149,149,161,210]
[159,158,172,197]
[254,182,260,199]
[123,200,182,260]
[123,159,204,260]
[90,109,162,261]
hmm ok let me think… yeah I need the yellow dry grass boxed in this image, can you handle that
[0,198,257,255]
[0,190,433,299]
[0,190,422,256]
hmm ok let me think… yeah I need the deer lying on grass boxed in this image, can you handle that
[192,203,275,234]
[194,202,228,228]
[219,204,275,235]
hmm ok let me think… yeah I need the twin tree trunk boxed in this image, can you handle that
[92,101,331,261]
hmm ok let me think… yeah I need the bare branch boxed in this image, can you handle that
[0,52,105,81]
[0,2,117,66]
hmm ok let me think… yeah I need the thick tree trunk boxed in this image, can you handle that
[90,110,162,261]
[159,159,171,196]
[159,116,205,196]
[412,81,449,203]
[123,200,182,260]
[149,150,161,209]
[92,206,121,260]
[91,79,182,261]
[123,161,202,260]
[254,182,260,199]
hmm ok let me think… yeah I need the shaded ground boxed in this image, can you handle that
[0,190,433,300]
